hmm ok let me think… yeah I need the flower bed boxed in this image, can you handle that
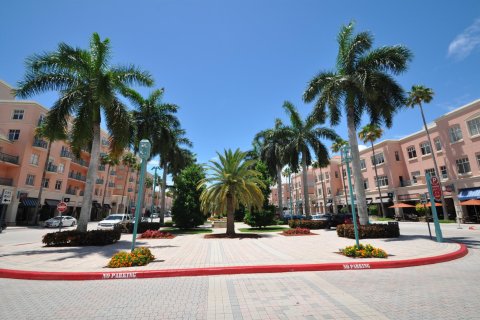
[139,230,175,239]
[339,244,388,258]
[282,227,314,236]
[125,222,162,234]
[107,247,155,268]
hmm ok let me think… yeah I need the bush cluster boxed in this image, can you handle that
[107,247,155,268]
[139,230,175,239]
[125,222,162,234]
[283,227,311,235]
[340,243,388,258]
[243,208,275,228]
[42,229,121,247]
[288,219,329,229]
[336,223,400,239]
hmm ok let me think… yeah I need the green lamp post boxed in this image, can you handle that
[131,139,151,252]
[150,165,161,222]
[341,144,360,247]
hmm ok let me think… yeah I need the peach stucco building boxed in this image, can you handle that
[270,99,480,222]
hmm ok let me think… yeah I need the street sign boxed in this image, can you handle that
[430,176,442,201]
[420,193,428,204]
[1,190,13,204]
[63,197,70,203]
[57,201,68,213]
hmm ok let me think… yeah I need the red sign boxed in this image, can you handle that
[57,201,68,213]
[430,176,442,201]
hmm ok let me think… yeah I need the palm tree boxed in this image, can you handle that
[119,153,137,213]
[282,167,294,215]
[15,33,153,231]
[100,153,119,212]
[406,85,448,217]
[358,124,385,218]
[198,149,265,236]
[331,138,349,207]
[33,119,67,224]
[281,101,338,219]
[303,22,412,224]
[254,118,289,217]
[143,176,153,213]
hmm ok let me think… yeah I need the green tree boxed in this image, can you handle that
[303,22,412,224]
[120,153,137,213]
[199,149,265,236]
[281,101,338,219]
[100,153,119,213]
[15,33,153,231]
[358,124,385,218]
[172,164,206,228]
[331,138,349,207]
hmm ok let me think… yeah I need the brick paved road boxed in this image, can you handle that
[1,223,479,319]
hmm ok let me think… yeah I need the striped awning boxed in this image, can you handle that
[20,197,38,207]
[458,187,480,201]
[45,199,60,207]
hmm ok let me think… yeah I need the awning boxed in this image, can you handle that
[458,187,480,201]
[45,199,60,207]
[103,204,111,209]
[92,202,102,209]
[20,197,38,207]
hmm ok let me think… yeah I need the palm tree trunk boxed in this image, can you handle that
[276,165,283,216]
[320,168,327,214]
[33,142,52,225]
[419,103,448,218]
[371,142,385,218]
[340,163,348,207]
[346,107,368,225]
[101,164,111,208]
[77,123,101,232]
[160,162,168,225]
[301,153,311,218]
[226,194,235,236]
[119,167,130,214]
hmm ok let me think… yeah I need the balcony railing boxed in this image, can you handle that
[96,179,104,184]
[399,180,418,187]
[108,182,115,187]
[0,177,13,186]
[98,165,106,171]
[0,151,19,165]
[68,172,86,181]
[71,157,89,167]
[46,163,58,172]
[32,138,48,149]
[60,149,73,158]
[66,189,76,195]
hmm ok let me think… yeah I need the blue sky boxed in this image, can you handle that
[1,0,479,178]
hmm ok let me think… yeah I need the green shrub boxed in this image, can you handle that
[368,205,379,216]
[336,222,400,239]
[340,243,388,258]
[415,203,427,216]
[340,207,349,214]
[107,247,155,268]
[163,221,174,227]
[125,222,162,234]
[243,208,275,228]
[288,219,329,229]
[42,229,121,247]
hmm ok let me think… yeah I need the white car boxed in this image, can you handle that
[44,216,77,228]
[97,214,132,230]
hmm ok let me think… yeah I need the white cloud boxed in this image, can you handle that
[357,144,368,151]
[448,18,480,60]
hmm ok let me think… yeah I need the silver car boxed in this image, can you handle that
[44,216,77,228]
[97,214,132,230]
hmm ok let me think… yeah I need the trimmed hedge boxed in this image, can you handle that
[125,222,162,234]
[107,247,155,268]
[336,222,400,239]
[42,229,121,247]
[288,219,329,229]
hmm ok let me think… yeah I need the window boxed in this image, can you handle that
[58,163,65,173]
[317,188,322,197]
[55,180,62,190]
[8,129,20,141]
[374,176,389,187]
[440,166,448,179]
[449,124,463,143]
[325,172,330,180]
[12,109,24,120]
[434,137,442,151]
[38,114,46,126]
[327,187,331,195]
[407,146,417,159]
[425,168,436,177]
[395,151,400,161]
[371,153,385,165]
[30,153,40,166]
[420,142,432,155]
[467,117,480,136]
[456,157,471,174]
[363,179,369,190]
[335,171,339,178]
[360,159,366,170]
[42,178,50,188]
[411,171,420,183]
[26,174,35,186]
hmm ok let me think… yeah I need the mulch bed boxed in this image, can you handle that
[204,233,261,239]
[280,233,318,237]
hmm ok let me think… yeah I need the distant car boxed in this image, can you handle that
[97,214,132,230]
[44,216,77,228]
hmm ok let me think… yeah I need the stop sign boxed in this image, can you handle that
[430,176,442,201]
[57,201,68,213]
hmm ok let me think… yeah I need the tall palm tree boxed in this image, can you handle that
[143,176,153,213]
[282,167,294,215]
[33,119,67,224]
[303,22,412,225]
[281,101,338,219]
[100,153,119,211]
[198,149,265,236]
[119,153,137,213]
[406,85,448,217]
[331,138,349,207]
[358,124,385,218]
[15,33,153,231]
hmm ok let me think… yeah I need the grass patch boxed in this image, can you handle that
[438,219,456,224]
[160,227,212,234]
[238,227,289,233]
[371,217,395,221]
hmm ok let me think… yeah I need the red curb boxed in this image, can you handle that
[0,243,468,281]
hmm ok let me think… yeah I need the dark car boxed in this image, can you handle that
[325,213,359,228]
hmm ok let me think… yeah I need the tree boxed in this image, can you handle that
[100,153,119,215]
[331,138,349,208]
[406,85,448,217]
[282,167,294,215]
[281,101,338,219]
[172,163,206,228]
[15,33,153,231]
[303,22,412,224]
[120,153,137,213]
[358,124,385,218]
[143,176,153,212]
[198,149,265,236]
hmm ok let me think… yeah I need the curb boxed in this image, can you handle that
[0,243,468,281]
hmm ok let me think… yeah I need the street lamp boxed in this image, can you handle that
[340,144,360,247]
[131,139,151,252]
[150,165,161,222]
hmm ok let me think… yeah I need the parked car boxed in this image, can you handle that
[309,213,359,228]
[44,216,77,228]
[97,214,132,230]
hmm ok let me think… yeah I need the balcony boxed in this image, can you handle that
[0,177,13,186]
[71,157,89,167]
[46,163,58,172]
[108,182,115,187]
[68,172,86,182]
[398,180,419,187]
[0,151,19,165]
[65,189,76,195]
[96,179,104,184]
[98,165,106,171]
[60,149,73,158]
[32,138,48,149]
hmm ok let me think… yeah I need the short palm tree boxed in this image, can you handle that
[303,22,412,224]
[281,101,338,219]
[406,85,448,216]
[100,153,119,211]
[14,33,153,231]
[331,138,349,207]
[120,153,137,213]
[198,149,265,236]
[358,124,385,218]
